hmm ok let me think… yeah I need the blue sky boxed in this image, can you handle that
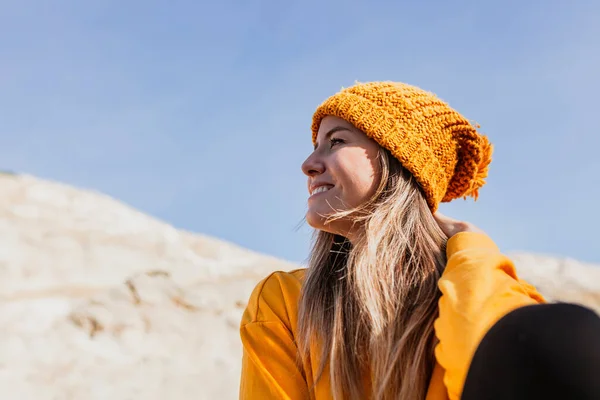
[2,0,599,265]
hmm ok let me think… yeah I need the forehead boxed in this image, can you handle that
[316,116,359,138]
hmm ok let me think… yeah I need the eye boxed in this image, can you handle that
[329,137,345,147]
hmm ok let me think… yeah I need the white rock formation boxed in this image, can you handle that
[0,173,598,399]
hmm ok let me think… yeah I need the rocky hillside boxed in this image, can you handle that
[0,173,599,399]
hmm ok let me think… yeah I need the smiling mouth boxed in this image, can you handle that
[310,185,333,196]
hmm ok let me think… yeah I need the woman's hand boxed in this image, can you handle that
[434,212,485,238]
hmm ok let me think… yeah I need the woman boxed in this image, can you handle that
[239,82,600,399]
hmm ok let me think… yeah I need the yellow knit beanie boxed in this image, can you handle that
[311,81,493,212]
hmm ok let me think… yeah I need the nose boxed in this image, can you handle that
[301,150,324,177]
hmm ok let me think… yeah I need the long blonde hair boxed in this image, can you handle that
[297,148,448,400]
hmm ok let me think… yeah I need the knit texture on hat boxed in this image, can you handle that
[311,81,493,212]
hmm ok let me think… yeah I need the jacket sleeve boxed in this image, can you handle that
[239,273,309,400]
[433,232,546,400]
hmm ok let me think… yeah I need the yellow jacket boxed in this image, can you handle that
[239,232,545,399]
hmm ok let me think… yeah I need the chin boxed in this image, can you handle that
[306,209,343,236]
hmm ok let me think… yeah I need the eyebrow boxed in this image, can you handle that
[314,126,352,150]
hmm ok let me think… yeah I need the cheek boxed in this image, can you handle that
[353,170,379,199]
[338,154,380,203]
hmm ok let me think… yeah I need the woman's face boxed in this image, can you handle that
[301,116,381,239]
